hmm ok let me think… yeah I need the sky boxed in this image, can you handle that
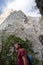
[0,0,41,17]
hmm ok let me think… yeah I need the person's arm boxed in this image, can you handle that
[22,55,29,65]
[20,49,29,65]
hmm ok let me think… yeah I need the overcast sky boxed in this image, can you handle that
[0,0,41,17]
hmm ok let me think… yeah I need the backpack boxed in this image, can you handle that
[27,55,34,65]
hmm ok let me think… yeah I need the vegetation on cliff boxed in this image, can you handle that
[0,35,40,65]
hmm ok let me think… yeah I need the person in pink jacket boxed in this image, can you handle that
[15,43,30,65]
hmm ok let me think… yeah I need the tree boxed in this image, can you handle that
[35,0,43,16]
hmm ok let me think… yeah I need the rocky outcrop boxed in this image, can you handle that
[0,10,43,60]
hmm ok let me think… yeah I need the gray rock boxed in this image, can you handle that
[0,10,43,60]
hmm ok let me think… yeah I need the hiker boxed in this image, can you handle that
[14,43,30,65]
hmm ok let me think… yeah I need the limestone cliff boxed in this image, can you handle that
[0,10,43,60]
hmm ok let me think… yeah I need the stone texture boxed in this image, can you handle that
[0,10,43,60]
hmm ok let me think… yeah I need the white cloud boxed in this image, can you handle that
[2,0,41,17]
[6,0,15,2]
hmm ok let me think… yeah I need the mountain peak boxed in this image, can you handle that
[0,9,13,17]
[0,9,14,24]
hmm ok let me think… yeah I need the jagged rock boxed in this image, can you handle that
[0,10,43,60]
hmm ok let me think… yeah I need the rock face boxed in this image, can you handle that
[0,10,43,60]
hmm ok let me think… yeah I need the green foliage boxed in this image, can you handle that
[35,0,43,16]
[0,35,39,65]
